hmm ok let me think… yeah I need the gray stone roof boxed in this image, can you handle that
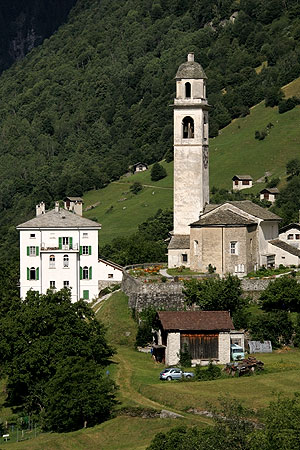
[204,201,281,221]
[269,239,300,257]
[168,235,190,250]
[176,61,207,79]
[232,175,252,180]
[260,188,279,194]
[65,196,83,202]
[279,223,300,233]
[17,208,101,229]
[191,209,256,227]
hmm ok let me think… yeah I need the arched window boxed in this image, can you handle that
[30,267,36,280]
[185,82,191,98]
[182,116,194,138]
[49,254,55,268]
[63,254,69,268]
[83,266,89,280]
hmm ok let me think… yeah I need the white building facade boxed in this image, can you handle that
[17,202,101,302]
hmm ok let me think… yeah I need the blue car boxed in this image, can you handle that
[159,367,194,381]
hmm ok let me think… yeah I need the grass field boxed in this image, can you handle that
[83,78,300,246]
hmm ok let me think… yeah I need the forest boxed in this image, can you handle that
[0,0,300,267]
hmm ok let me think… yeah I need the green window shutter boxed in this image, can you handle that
[27,267,30,280]
[89,266,92,280]
[36,246,39,256]
[59,237,62,249]
[83,290,89,300]
[27,246,30,256]
[80,246,82,255]
[80,267,83,280]
[36,268,39,281]
[69,237,73,249]
[89,246,92,255]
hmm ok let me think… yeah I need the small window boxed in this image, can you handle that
[30,233,36,239]
[83,232,88,238]
[296,234,300,240]
[234,180,238,185]
[82,246,89,255]
[242,180,250,185]
[30,267,36,280]
[182,254,188,263]
[50,232,55,239]
[182,116,194,139]
[63,254,69,268]
[63,281,70,288]
[49,255,55,268]
[230,242,237,255]
[50,281,56,289]
[108,273,114,279]
[194,240,198,256]
[29,246,36,256]
[185,82,191,98]
[288,234,294,240]
[83,266,89,280]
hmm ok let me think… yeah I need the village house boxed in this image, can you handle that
[155,310,234,366]
[232,175,253,191]
[133,162,148,173]
[259,187,279,203]
[17,201,123,302]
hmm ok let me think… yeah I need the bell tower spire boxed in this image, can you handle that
[168,53,210,268]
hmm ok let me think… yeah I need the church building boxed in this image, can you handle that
[168,54,282,277]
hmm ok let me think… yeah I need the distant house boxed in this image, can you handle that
[232,175,253,191]
[259,188,279,203]
[64,197,83,216]
[268,238,300,267]
[155,310,234,366]
[133,162,148,173]
[98,258,123,291]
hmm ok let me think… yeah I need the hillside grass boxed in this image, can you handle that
[83,78,300,245]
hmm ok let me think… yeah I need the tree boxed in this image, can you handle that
[286,158,300,178]
[249,311,294,348]
[0,289,115,430]
[260,276,300,312]
[151,163,167,182]
[183,275,248,328]
[130,181,143,194]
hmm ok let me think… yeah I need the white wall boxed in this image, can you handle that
[168,248,190,268]
[279,227,300,248]
[98,260,123,282]
[166,332,180,366]
[268,242,299,267]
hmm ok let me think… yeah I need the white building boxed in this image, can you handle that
[17,201,118,302]
[232,175,253,191]
[259,188,279,204]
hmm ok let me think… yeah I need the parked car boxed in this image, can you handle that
[159,367,194,381]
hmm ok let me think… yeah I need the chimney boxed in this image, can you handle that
[187,52,194,62]
[55,201,60,213]
[36,202,45,216]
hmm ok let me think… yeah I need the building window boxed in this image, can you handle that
[185,82,191,98]
[108,274,114,279]
[50,281,56,289]
[30,233,36,239]
[230,242,238,254]
[235,264,245,273]
[296,234,300,240]
[242,180,250,185]
[59,236,73,250]
[82,246,89,255]
[30,267,36,280]
[182,254,188,263]
[194,240,198,256]
[50,232,55,239]
[49,255,55,268]
[83,233,88,238]
[83,290,89,300]
[234,180,238,185]
[182,116,194,138]
[288,234,294,240]
[63,254,69,268]
[29,246,36,256]
[83,266,89,280]
[63,281,70,288]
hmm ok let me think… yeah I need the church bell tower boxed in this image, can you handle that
[168,53,209,268]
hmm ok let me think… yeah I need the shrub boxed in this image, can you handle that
[194,362,222,381]
[130,181,143,194]
[151,162,167,181]
[178,343,192,367]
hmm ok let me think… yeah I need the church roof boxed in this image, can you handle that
[269,239,300,257]
[175,54,207,79]
[191,209,256,227]
[168,235,190,249]
[17,208,101,229]
[203,201,281,221]
[157,311,234,331]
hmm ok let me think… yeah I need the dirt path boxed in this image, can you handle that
[112,181,173,190]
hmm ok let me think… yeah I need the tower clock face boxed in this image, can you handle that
[203,146,209,169]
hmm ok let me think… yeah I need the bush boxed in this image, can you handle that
[151,163,167,181]
[194,362,222,381]
[278,96,300,114]
[130,181,143,194]
[178,343,192,367]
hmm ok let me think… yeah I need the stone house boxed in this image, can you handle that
[155,310,234,366]
[259,188,279,203]
[133,162,148,173]
[232,175,253,191]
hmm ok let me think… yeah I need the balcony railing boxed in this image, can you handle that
[40,243,79,251]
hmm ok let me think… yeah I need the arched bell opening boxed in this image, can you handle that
[182,116,194,139]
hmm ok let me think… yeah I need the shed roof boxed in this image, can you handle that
[232,175,253,180]
[269,239,300,257]
[157,311,234,331]
[191,209,256,227]
[65,196,83,202]
[168,235,190,249]
[279,223,300,233]
[17,208,101,229]
[260,188,279,194]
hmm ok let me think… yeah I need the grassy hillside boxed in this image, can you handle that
[84,79,300,245]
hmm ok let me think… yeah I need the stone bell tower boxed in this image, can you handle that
[168,53,209,268]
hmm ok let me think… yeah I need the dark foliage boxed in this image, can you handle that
[151,163,167,182]
[259,276,300,312]
[135,307,157,347]
[194,362,222,381]
[130,181,143,195]
[278,96,300,114]
[249,310,294,348]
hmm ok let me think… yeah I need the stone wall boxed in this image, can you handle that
[166,332,180,366]
[218,332,231,364]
